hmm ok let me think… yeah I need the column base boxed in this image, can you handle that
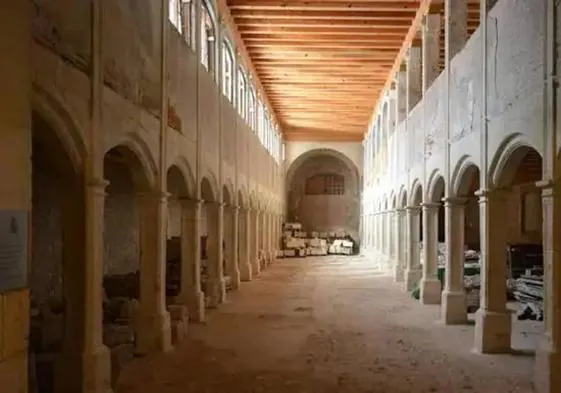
[534,341,561,393]
[239,261,253,281]
[229,267,241,290]
[186,290,206,323]
[207,277,226,308]
[404,268,422,292]
[55,344,113,393]
[251,259,261,276]
[473,309,512,353]
[441,290,468,325]
[393,262,405,283]
[135,309,173,355]
[419,278,442,305]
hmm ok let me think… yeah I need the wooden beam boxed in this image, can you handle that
[227,0,421,11]
[234,18,414,27]
[231,10,417,20]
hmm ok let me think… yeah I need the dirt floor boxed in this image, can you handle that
[117,255,536,393]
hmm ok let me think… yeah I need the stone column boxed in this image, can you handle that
[251,209,261,275]
[178,198,205,322]
[406,43,422,111]
[394,208,406,283]
[396,64,407,124]
[405,206,422,291]
[473,188,511,353]
[441,197,468,324]
[228,206,241,289]
[422,12,441,93]
[419,203,441,304]
[0,5,31,392]
[535,181,561,393]
[136,192,172,354]
[444,0,468,60]
[206,202,226,307]
[238,208,252,281]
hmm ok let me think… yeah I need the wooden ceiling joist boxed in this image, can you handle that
[227,0,426,141]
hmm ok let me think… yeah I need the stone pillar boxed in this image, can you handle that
[406,44,422,111]
[238,208,252,281]
[473,188,511,353]
[444,0,468,60]
[388,210,396,270]
[251,209,261,275]
[82,181,112,392]
[419,203,441,304]
[405,206,422,291]
[178,198,205,322]
[0,2,31,392]
[396,64,408,124]
[136,192,172,355]
[422,12,441,93]
[206,202,226,307]
[441,197,468,324]
[535,181,561,393]
[228,206,241,289]
[394,208,406,283]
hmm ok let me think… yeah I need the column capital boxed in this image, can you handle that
[474,187,511,201]
[442,196,467,206]
[179,197,203,207]
[536,179,561,196]
[86,178,109,195]
[137,190,170,201]
[421,202,440,209]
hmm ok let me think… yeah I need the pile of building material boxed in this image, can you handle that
[308,237,328,255]
[328,239,354,255]
[282,222,307,257]
[514,275,544,321]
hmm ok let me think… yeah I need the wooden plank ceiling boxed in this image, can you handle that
[227,0,480,142]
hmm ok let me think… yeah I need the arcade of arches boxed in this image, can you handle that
[2,1,561,393]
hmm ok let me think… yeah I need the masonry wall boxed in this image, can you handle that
[366,0,547,237]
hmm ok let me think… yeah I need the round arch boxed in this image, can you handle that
[409,179,423,206]
[427,170,445,203]
[32,85,86,174]
[285,148,360,195]
[167,155,196,198]
[489,135,543,188]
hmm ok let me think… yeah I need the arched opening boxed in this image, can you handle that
[419,174,445,304]
[248,194,261,276]
[237,190,252,281]
[102,144,152,387]
[286,150,360,244]
[406,183,423,293]
[200,0,217,77]
[200,176,225,308]
[164,164,194,344]
[165,165,190,303]
[438,162,482,324]
[29,111,84,392]
[222,184,240,291]
[479,146,543,353]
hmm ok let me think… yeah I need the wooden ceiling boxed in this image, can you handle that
[226,0,481,142]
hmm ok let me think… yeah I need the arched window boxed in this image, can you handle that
[248,87,256,130]
[200,1,216,76]
[169,0,196,48]
[305,174,345,195]
[237,67,247,118]
[221,40,234,101]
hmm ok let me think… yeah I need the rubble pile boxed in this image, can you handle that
[514,275,544,321]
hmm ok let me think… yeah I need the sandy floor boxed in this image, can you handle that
[117,255,536,393]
